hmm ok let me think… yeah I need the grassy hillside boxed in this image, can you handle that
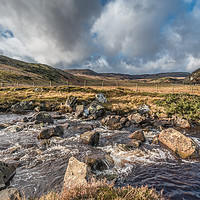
[66,69,189,80]
[184,68,200,84]
[0,55,83,86]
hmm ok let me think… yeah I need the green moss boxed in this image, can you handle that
[155,93,200,121]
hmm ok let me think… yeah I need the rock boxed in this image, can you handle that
[31,112,54,124]
[38,125,64,139]
[158,128,199,159]
[120,117,128,125]
[125,121,131,127]
[126,139,142,148]
[0,188,21,200]
[85,154,108,171]
[34,106,40,112]
[75,105,84,118]
[0,124,10,130]
[129,130,146,142]
[65,96,77,108]
[154,119,173,128]
[80,131,99,146]
[175,117,191,128]
[11,101,34,113]
[22,117,29,122]
[86,154,114,171]
[87,101,104,118]
[52,114,66,120]
[15,126,24,132]
[101,115,123,129]
[138,104,150,114]
[95,93,107,103]
[128,113,146,124]
[63,157,91,189]
[0,161,16,190]
[111,122,123,130]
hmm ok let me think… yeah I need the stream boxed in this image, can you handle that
[0,112,200,199]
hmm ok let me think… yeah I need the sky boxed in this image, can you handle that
[0,0,200,74]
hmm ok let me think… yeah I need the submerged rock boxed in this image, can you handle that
[85,154,114,171]
[80,131,100,146]
[38,125,64,139]
[11,101,34,113]
[0,188,21,200]
[0,161,16,190]
[126,139,142,148]
[158,128,199,159]
[63,157,91,189]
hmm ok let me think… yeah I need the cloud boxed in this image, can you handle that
[92,0,180,58]
[0,0,102,65]
[0,0,200,74]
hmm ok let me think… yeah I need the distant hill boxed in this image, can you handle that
[0,55,82,86]
[184,68,200,84]
[66,69,189,80]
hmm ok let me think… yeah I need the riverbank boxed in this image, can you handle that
[0,86,199,199]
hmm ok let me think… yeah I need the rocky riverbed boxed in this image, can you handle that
[0,95,200,200]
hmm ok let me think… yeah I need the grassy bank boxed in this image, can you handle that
[0,86,199,122]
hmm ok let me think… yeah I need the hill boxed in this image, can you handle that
[65,69,189,80]
[0,55,82,86]
[184,68,200,84]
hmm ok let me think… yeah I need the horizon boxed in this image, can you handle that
[0,0,200,74]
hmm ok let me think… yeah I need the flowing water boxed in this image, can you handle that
[0,112,200,199]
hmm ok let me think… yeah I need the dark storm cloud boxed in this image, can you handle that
[0,0,200,74]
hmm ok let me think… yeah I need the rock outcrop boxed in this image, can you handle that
[158,128,199,159]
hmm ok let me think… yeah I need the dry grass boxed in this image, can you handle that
[33,179,164,200]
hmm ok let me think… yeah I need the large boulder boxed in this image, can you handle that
[158,128,199,159]
[38,126,64,139]
[11,101,34,113]
[80,131,99,146]
[0,161,16,190]
[31,112,54,124]
[63,157,91,189]
[0,188,21,200]
[95,93,107,103]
